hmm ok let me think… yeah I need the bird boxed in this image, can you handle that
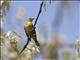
[17,18,40,57]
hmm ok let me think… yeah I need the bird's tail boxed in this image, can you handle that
[34,39,40,47]
[32,34,40,47]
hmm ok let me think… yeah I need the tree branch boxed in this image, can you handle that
[34,1,44,27]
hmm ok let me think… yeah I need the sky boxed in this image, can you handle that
[4,1,80,43]
[3,1,80,60]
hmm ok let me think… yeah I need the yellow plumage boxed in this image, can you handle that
[24,18,40,46]
[24,18,36,41]
[17,18,40,57]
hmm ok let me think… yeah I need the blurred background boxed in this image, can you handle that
[0,0,80,60]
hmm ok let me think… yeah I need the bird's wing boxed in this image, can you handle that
[29,25,37,40]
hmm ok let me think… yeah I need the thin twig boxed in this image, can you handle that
[17,1,44,58]
[34,1,44,27]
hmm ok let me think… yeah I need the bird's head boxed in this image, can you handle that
[27,18,34,22]
[24,18,34,27]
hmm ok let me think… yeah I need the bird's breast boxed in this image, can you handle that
[25,25,33,32]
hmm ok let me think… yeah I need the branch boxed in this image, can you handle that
[34,1,44,27]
